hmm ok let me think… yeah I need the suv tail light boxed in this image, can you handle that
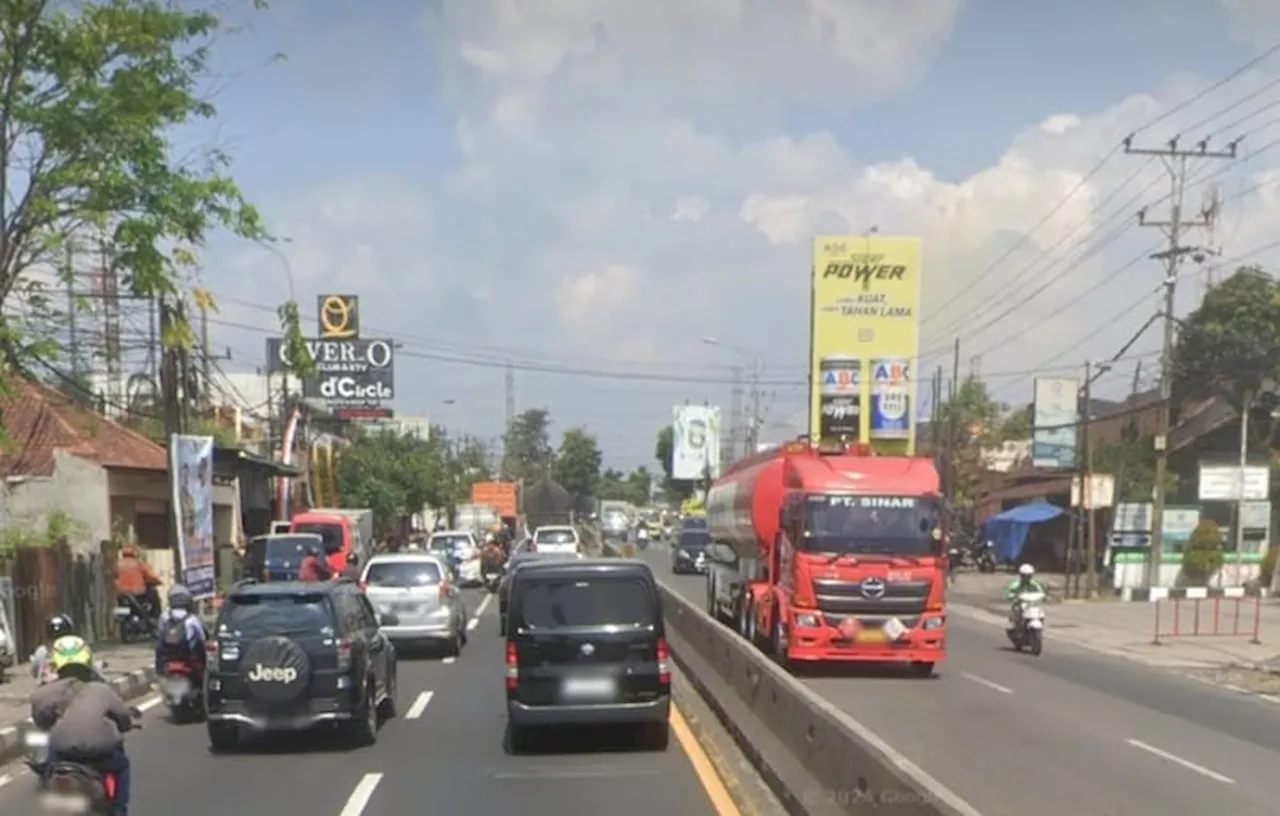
[336,638,352,672]
[656,638,671,685]
[359,581,368,591]
[505,642,518,690]
[439,582,449,601]
[205,640,218,672]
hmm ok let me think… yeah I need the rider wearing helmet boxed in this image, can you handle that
[155,585,206,680]
[1004,564,1048,629]
[29,614,103,683]
[30,636,136,814]
[1005,563,1047,598]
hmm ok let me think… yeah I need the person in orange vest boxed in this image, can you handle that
[115,545,162,619]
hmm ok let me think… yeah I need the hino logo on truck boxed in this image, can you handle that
[247,664,297,683]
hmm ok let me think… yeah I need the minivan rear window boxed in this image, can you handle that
[263,535,317,560]
[518,577,653,628]
[364,561,442,588]
[218,594,331,638]
[293,522,343,554]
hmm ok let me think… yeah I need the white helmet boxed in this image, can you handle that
[1018,563,1035,578]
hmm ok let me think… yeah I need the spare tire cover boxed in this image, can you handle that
[240,636,311,704]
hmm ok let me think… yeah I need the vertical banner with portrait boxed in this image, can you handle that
[169,434,216,599]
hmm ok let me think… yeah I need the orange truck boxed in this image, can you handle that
[704,439,947,675]
[470,481,519,521]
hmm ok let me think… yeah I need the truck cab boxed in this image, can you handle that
[706,439,947,675]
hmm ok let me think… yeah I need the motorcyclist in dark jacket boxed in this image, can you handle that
[30,636,136,814]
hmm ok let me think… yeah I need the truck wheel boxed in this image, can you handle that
[770,612,791,669]
[909,662,935,678]
[739,596,756,645]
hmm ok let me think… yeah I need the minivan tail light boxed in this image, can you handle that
[656,638,671,685]
[439,582,449,601]
[336,638,352,672]
[505,642,518,690]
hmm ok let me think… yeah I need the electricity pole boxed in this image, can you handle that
[944,337,960,504]
[1125,136,1236,588]
[745,357,762,453]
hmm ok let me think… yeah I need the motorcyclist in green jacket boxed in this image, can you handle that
[1004,563,1047,631]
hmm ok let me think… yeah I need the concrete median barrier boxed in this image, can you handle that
[601,539,978,816]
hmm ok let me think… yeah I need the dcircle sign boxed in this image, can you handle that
[264,337,397,405]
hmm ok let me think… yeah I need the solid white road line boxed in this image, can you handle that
[442,656,456,665]
[135,695,162,713]
[474,594,492,617]
[961,672,1013,695]
[405,691,435,719]
[0,773,12,789]
[338,772,384,816]
[1125,739,1236,784]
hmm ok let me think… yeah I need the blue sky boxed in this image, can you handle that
[182,0,1280,468]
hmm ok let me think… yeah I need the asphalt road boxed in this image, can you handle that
[639,542,1280,816]
[0,588,725,815]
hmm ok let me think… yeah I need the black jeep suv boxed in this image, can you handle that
[205,578,399,751]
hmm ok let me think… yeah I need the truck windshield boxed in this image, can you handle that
[802,494,939,557]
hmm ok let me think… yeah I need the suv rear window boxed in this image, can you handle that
[430,535,471,552]
[217,594,332,638]
[364,561,441,587]
[535,529,576,544]
[262,535,316,560]
[518,576,654,628]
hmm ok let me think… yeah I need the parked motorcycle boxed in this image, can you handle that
[26,707,142,814]
[1006,590,1046,656]
[975,540,997,573]
[159,660,204,722]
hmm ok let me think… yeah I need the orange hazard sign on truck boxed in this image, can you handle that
[470,481,518,517]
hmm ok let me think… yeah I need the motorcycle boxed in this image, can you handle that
[115,592,158,643]
[1006,590,1046,656]
[159,659,204,722]
[26,707,142,814]
[974,540,997,573]
[636,527,650,551]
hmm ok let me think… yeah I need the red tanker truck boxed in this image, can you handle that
[704,438,947,675]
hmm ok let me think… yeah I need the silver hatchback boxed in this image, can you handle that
[361,553,468,656]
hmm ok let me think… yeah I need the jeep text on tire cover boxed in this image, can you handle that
[247,664,298,683]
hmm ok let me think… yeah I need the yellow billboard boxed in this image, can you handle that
[809,235,922,455]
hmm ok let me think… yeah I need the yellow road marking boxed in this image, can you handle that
[670,702,742,816]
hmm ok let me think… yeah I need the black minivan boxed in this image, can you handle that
[504,558,670,753]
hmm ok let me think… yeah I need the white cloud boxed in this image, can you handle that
[201,3,1280,466]
[1220,0,1280,49]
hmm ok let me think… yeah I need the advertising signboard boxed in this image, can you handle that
[1031,378,1078,468]
[672,405,722,481]
[809,235,921,454]
[265,337,396,406]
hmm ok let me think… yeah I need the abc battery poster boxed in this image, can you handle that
[809,236,921,454]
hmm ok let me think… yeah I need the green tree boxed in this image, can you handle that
[1091,435,1177,502]
[554,427,602,496]
[936,376,1009,503]
[1172,266,1280,415]
[0,0,308,377]
[501,408,555,482]
[338,431,452,539]
[1180,518,1224,587]
[597,467,652,505]
[625,466,653,504]
[654,425,695,500]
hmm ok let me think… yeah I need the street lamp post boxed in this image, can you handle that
[702,336,764,456]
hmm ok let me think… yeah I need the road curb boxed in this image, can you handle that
[0,667,156,768]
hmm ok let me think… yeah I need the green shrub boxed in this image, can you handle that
[1180,519,1224,587]
[1260,546,1279,589]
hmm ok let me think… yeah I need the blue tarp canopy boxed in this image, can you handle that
[982,502,1065,563]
